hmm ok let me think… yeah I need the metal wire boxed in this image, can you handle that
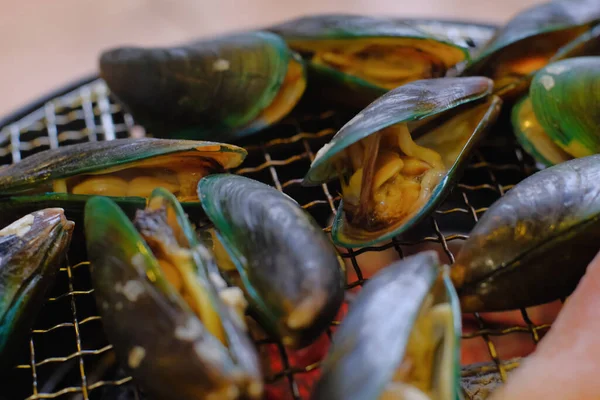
[0,21,558,400]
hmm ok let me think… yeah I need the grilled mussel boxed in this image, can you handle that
[452,155,600,312]
[0,138,246,227]
[303,77,502,247]
[0,209,73,370]
[85,189,262,399]
[312,251,461,400]
[268,14,470,107]
[462,0,600,97]
[101,31,306,140]
[198,174,345,348]
[512,56,600,166]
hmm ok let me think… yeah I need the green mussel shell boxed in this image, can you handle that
[101,31,307,140]
[198,174,346,348]
[0,138,245,195]
[550,24,600,62]
[312,251,461,400]
[463,0,600,95]
[529,56,600,158]
[511,96,572,167]
[0,209,73,371]
[0,138,245,230]
[303,77,501,248]
[268,14,470,108]
[84,193,262,399]
[452,155,600,312]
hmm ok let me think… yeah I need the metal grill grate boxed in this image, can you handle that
[0,20,561,400]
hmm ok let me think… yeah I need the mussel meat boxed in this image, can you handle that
[101,31,307,140]
[0,209,73,370]
[268,14,470,107]
[452,154,600,312]
[0,138,246,227]
[311,251,461,400]
[303,77,502,248]
[85,189,262,399]
[197,174,346,348]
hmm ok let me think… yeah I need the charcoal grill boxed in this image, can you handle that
[0,19,557,400]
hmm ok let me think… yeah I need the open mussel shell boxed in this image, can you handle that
[198,174,346,348]
[452,155,600,312]
[84,192,263,399]
[462,0,600,97]
[312,251,461,400]
[101,31,307,140]
[0,209,74,371]
[0,138,246,227]
[549,24,600,62]
[511,96,572,167]
[529,56,600,158]
[268,14,470,108]
[303,77,501,248]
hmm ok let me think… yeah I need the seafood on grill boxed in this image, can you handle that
[511,96,572,168]
[303,77,502,248]
[100,31,307,140]
[0,209,73,370]
[84,189,263,400]
[268,14,470,108]
[197,174,346,348]
[311,251,461,400]
[451,154,600,312]
[461,0,600,97]
[512,56,600,166]
[0,138,246,227]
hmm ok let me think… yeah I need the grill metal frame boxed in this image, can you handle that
[0,20,560,400]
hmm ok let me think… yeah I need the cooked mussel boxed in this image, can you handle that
[0,138,246,227]
[84,189,262,399]
[303,77,502,248]
[451,155,600,312]
[511,96,572,167]
[462,0,600,97]
[529,56,600,158]
[0,209,73,370]
[197,174,345,348]
[101,31,307,140]
[268,14,470,107]
[311,251,461,400]
[511,56,600,167]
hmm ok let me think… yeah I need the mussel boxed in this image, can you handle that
[84,189,262,399]
[511,96,572,168]
[512,56,600,166]
[197,174,345,348]
[529,56,600,158]
[101,31,307,140]
[0,209,73,370]
[462,0,600,97]
[0,138,246,227]
[451,154,600,312]
[311,251,461,400]
[268,14,470,108]
[303,77,502,248]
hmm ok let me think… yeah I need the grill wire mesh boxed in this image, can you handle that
[0,20,561,400]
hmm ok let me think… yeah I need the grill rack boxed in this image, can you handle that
[0,20,561,400]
